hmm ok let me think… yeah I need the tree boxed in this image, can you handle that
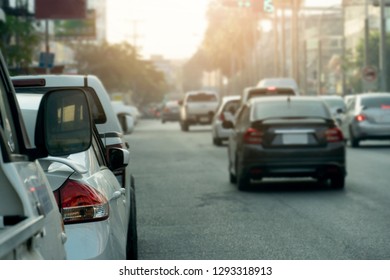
[0,14,40,73]
[74,42,170,107]
[345,31,390,93]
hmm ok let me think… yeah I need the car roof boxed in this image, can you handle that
[319,95,344,100]
[221,95,241,102]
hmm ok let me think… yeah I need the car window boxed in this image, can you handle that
[347,98,356,111]
[187,93,217,102]
[223,100,240,115]
[361,96,390,108]
[248,88,295,100]
[253,99,330,120]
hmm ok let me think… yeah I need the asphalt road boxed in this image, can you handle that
[126,119,390,260]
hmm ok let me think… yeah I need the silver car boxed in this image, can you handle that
[212,95,241,146]
[341,93,390,147]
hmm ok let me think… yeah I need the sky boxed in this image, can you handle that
[106,0,342,60]
[106,0,210,60]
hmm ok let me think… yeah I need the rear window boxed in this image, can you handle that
[14,86,107,124]
[253,99,330,120]
[187,93,217,102]
[248,88,295,100]
[361,96,390,108]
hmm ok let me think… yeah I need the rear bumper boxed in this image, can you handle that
[353,122,390,140]
[240,144,346,179]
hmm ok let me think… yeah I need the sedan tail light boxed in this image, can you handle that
[243,128,263,144]
[325,127,344,142]
[218,112,225,122]
[54,179,109,224]
[355,114,366,122]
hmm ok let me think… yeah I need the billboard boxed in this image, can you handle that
[54,9,96,39]
[35,0,87,19]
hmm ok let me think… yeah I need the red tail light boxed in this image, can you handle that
[355,114,366,122]
[218,112,225,121]
[243,128,263,144]
[325,127,344,142]
[54,180,109,224]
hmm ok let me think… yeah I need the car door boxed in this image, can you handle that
[90,129,128,247]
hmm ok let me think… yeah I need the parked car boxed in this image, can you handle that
[0,50,95,259]
[161,100,181,123]
[179,90,219,131]
[11,75,133,194]
[257,77,300,95]
[319,95,346,126]
[16,93,138,260]
[340,92,390,147]
[225,96,346,190]
[211,95,241,146]
[111,100,135,134]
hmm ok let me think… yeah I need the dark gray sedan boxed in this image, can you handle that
[225,96,346,190]
[340,93,390,147]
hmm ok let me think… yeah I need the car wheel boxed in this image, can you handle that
[349,127,359,148]
[213,137,222,146]
[236,160,249,191]
[229,171,237,184]
[180,121,189,132]
[126,187,138,260]
[329,175,345,189]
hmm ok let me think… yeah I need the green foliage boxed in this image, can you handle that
[345,31,390,92]
[0,15,40,71]
[74,42,170,106]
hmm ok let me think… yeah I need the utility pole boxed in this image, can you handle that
[379,0,388,91]
[291,0,299,83]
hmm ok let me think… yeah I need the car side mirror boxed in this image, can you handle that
[34,89,92,157]
[107,147,130,171]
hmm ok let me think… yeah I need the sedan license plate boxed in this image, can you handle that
[282,134,308,145]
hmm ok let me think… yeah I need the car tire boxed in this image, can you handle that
[236,161,249,191]
[349,127,359,148]
[229,171,237,184]
[180,121,189,132]
[329,175,345,189]
[126,187,138,260]
[213,137,222,146]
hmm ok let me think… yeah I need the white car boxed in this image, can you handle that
[111,100,135,134]
[212,95,241,146]
[12,75,133,200]
[16,93,138,260]
[257,77,300,95]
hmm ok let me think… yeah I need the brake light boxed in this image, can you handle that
[243,128,263,144]
[355,114,366,122]
[381,105,390,109]
[325,127,344,142]
[12,78,46,87]
[53,180,109,224]
[267,86,276,91]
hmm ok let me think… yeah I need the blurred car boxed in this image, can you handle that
[161,100,180,123]
[111,100,135,134]
[241,86,297,105]
[257,77,300,95]
[319,95,346,126]
[340,92,390,147]
[16,93,138,260]
[225,96,346,190]
[211,95,241,146]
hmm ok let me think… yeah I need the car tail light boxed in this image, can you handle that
[243,128,263,144]
[381,105,390,109]
[218,112,225,121]
[355,114,366,122]
[54,179,109,224]
[325,127,344,142]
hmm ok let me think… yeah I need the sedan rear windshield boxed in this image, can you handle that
[187,93,217,102]
[252,99,330,120]
[248,88,295,100]
[361,96,390,108]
